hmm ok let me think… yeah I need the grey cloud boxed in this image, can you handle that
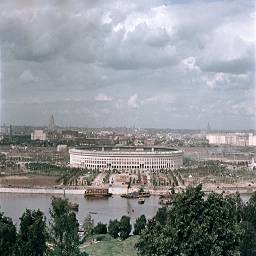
[0,0,255,129]
[201,57,254,75]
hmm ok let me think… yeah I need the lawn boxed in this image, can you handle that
[82,235,139,256]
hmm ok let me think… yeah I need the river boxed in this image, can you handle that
[0,193,251,227]
[0,193,160,226]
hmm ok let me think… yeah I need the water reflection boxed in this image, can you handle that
[0,193,160,226]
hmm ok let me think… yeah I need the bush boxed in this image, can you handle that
[133,215,146,235]
[94,222,107,234]
[119,216,131,240]
[108,219,120,239]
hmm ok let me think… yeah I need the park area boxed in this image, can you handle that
[82,234,138,256]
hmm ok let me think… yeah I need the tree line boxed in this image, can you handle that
[0,197,147,256]
[136,185,256,256]
[1,187,256,255]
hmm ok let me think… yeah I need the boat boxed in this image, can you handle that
[89,211,98,215]
[84,187,112,198]
[138,198,145,204]
[121,191,151,199]
[121,192,136,199]
[159,198,173,206]
[69,202,79,211]
[159,192,172,199]
[159,191,175,206]
[138,191,151,198]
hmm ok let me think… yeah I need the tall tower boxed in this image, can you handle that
[207,122,211,133]
[48,114,56,131]
[9,125,13,141]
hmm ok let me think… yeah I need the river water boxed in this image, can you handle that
[0,193,160,226]
[0,193,251,227]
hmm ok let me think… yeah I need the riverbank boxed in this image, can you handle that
[0,185,255,196]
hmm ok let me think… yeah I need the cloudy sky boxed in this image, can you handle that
[0,0,255,129]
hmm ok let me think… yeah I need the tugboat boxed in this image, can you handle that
[138,197,145,204]
[159,198,173,206]
[121,189,151,199]
[138,191,150,198]
[159,189,175,206]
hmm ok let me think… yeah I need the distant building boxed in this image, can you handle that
[48,114,56,131]
[249,133,256,146]
[207,122,211,133]
[0,124,9,135]
[144,138,155,146]
[57,144,68,152]
[206,133,249,146]
[31,130,47,141]
[61,130,79,139]
[70,146,183,172]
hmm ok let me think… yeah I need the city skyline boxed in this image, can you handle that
[0,0,255,129]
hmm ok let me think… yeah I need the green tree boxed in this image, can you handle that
[108,219,120,239]
[17,209,47,256]
[133,215,147,235]
[137,185,242,256]
[83,214,94,239]
[0,212,17,256]
[49,197,86,256]
[154,207,167,225]
[119,216,131,240]
[94,222,107,235]
[240,192,256,256]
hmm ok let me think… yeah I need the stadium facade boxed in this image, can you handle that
[69,146,183,172]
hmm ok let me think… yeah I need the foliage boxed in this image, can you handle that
[119,216,132,240]
[49,197,86,256]
[94,222,107,235]
[154,207,167,225]
[136,185,242,256]
[240,192,256,256]
[108,219,120,239]
[26,162,97,185]
[17,209,47,256]
[0,212,17,256]
[83,214,94,239]
[133,215,147,235]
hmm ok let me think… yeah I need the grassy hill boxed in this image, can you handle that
[82,234,139,256]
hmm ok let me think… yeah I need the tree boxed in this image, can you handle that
[119,216,131,240]
[49,197,86,256]
[137,185,242,256]
[108,219,120,239]
[83,214,94,239]
[154,207,167,225]
[133,215,146,235]
[240,192,256,256]
[94,222,107,235]
[17,209,47,256]
[0,212,17,256]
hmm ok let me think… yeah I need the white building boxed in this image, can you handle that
[57,144,68,152]
[69,146,183,172]
[206,133,249,146]
[249,133,256,146]
[31,130,47,141]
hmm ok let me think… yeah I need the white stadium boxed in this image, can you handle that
[69,146,183,172]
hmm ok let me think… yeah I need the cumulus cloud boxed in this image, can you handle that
[127,94,138,108]
[95,93,112,102]
[19,69,38,84]
[0,0,254,129]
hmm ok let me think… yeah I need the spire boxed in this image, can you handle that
[48,114,56,131]
[207,122,211,133]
